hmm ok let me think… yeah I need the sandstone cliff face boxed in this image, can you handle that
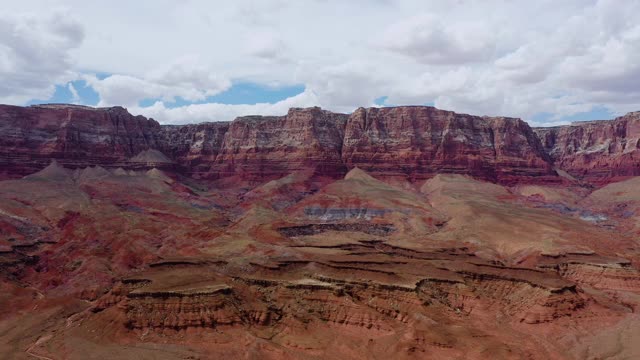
[343,106,555,184]
[0,104,161,178]
[0,105,350,181]
[534,111,640,184]
[2,103,639,185]
[156,122,230,178]
[206,107,348,180]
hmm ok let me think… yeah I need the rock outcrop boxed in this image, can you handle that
[343,107,555,184]
[203,107,349,180]
[0,104,162,178]
[534,111,640,184]
[2,103,640,185]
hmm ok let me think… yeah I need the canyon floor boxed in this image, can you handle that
[1,162,639,359]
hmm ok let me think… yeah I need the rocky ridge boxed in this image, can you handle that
[534,111,640,184]
[7,103,630,184]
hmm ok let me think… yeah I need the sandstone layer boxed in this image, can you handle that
[0,103,572,184]
[535,111,640,184]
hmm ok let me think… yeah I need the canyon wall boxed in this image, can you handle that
[342,106,555,184]
[0,104,162,177]
[534,111,640,184]
[1,103,639,184]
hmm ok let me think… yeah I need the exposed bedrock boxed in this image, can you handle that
[0,105,349,181]
[92,253,622,335]
[0,104,163,177]
[277,223,396,237]
[106,277,582,334]
[534,111,640,184]
[3,103,640,184]
[342,106,556,184]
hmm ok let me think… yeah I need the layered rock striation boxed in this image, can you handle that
[2,103,639,184]
[534,111,640,184]
[343,107,555,183]
[0,104,163,178]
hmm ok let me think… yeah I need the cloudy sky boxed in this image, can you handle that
[2,0,639,125]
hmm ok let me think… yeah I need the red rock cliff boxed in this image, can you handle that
[343,106,556,184]
[203,107,349,180]
[534,111,640,184]
[7,103,638,185]
[0,104,161,178]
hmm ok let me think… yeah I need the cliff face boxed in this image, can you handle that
[156,122,230,178]
[534,111,640,184]
[205,107,349,180]
[0,105,350,181]
[1,103,639,185]
[0,104,162,178]
[343,106,555,184]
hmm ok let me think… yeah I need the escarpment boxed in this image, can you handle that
[342,106,555,184]
[3,103,640,185]
[0,103,580,185]
[534,111,640,184]
[0,104,163,177]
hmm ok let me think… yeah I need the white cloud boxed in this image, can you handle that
[386,67,473,105]
[297,60,388,112]
[67,82,80,103]
[147,55,231,92]
[84,56,231,107]
[0,11,83,103]
[381,14,495,65]
[244,30,288,62]
[3,0,640,125]
[129,88,320,124]
[558,26,640,94]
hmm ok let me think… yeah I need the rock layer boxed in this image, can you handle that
[0,104,162,178]
[534,111,640,184]
[2,103,640,185]
[343,106,555,184]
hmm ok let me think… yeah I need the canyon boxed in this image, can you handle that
[1,104,640,359]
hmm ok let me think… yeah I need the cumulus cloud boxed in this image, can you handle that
[297,60,388,112]
[244,30,288,62]
[0,12,83,104]
[84,56,231,107]
[381,14,495,65]
[4,0,640,125]
[558,26,640,94]
[387,67,473,105]
[129,89,320,124]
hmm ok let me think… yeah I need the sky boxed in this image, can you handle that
[1,0,639,125]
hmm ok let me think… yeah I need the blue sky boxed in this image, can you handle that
[139,82,306,108]
[28,78,306,109]
[4,1,640,124]
[531,107,615,124]
[28,80,99,106]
